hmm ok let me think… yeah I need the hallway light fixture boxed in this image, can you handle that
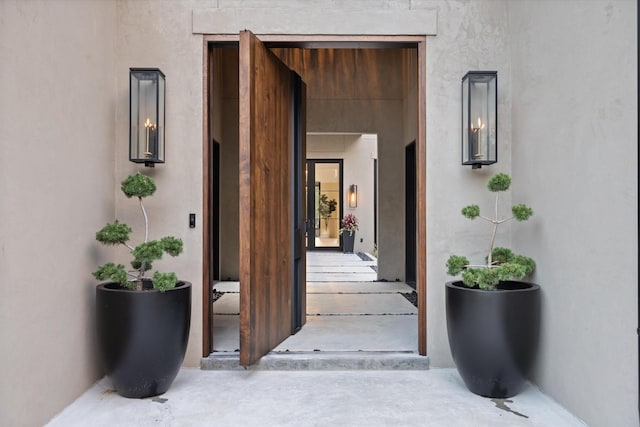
[130,68,165,167]
[348,184,358,208]
[462,71,497,169]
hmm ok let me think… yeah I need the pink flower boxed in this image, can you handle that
[339,214,359,235]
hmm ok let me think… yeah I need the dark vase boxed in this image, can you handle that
[96,280,191,398]
[445,280,540,398]
[343,232,355,253]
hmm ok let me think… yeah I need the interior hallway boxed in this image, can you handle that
[211,252,417,353]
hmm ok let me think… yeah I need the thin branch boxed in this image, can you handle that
[123,242,135,251]
[487,192,499,267]
[496,216,515,225]
[139,196,149,243]
[466,264,498,269]
[478,215,495,223]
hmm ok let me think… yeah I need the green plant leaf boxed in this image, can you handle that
[153,271,178,292]
[495,263,529,283]
[487,173,511,192]
[121,173,156,198]
[461,205,480,219]
[512,204,533,221]
[446,255,469,276]
[131,259,152,272]
[318,193,338,219]
[132,241,164,263]
[161,236,184,257]
[513,255,536,275]
[95,221,131,245]
[461,269,481,287]
[477,268,501,290]
[490,247,514,265]
[93,263,132,288]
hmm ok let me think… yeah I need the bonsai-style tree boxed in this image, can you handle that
[93,173,183,291]
[446,173,535,290]
[317,193,337,230]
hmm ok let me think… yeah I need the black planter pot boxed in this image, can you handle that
[96,280,191,398]
[343,232,355,253]
[445,280,540,398]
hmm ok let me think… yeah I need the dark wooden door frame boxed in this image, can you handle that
[203,34,427,358]
[292,72,307,334]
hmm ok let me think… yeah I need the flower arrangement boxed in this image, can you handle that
[339,214,359,236]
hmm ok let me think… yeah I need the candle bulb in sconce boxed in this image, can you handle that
[144,118,157,157]
[470,117,485,159]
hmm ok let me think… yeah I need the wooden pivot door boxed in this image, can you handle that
[239,30,307,366]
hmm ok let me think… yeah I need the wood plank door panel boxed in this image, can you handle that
[239,30,298,366]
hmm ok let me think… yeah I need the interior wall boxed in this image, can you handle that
[403,49,418,146]
[0,1,117,425]
[509,1,638,425]
[308,134,378,255]
[218,48,240,281]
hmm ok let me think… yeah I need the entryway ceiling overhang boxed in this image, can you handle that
[192,7,437,36]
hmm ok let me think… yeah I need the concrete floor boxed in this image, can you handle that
[47,368,586,426]
[211,281,417,353]
[307,251,377,282]
[47,252,586,426]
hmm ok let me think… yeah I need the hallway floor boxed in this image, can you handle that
[212,251,416,353]
[212,281,417,353]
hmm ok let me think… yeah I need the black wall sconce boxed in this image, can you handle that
[130,68,165,167]
[462,71,497,169]
[348,184,358,208]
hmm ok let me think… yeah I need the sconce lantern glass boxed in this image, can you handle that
[348,184,358,208]
[130,68,165,167]
[462,71,497,169]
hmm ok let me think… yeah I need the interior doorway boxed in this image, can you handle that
[306,159,343,251]
[203,35,427,361]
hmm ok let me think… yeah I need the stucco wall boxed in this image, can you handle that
[5,1,630,425]
[509,1,638,426]
[115,0,514,368]
[0,1,117,426]
[422,0,513,368]
[114,0,205,367]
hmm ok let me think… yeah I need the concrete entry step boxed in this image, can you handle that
[201,351,429,371]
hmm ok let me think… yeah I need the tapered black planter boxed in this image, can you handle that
[343,232,355,253]
[446,280,540,398]
[96,281,191,398]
